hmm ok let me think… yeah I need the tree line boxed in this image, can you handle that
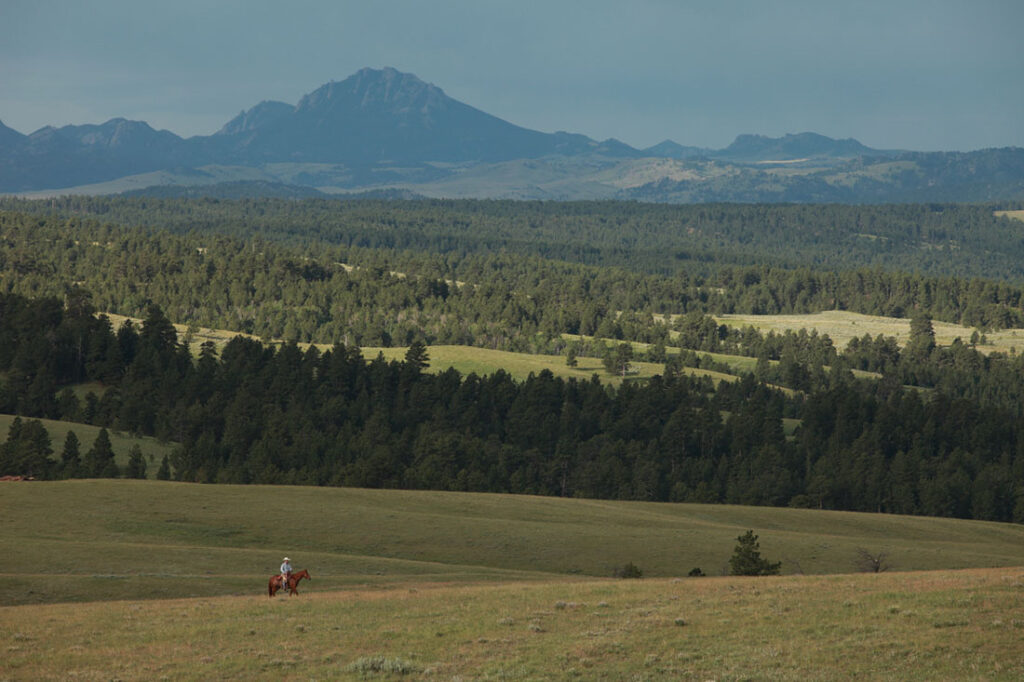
[1,291,1021,523]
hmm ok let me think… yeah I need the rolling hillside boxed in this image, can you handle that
[4,481,1024,607]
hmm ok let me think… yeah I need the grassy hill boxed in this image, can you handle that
[0,414,175,478]
[2,480,1023,679]
[3,481,1023,608]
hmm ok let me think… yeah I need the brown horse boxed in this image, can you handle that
[268,568,311,597]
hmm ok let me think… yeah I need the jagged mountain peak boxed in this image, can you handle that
[213,66,613,164]
[217,100,294,136]
[296,66,449,117]
[21,118,180,149]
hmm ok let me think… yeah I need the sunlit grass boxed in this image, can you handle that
[358,344,674,386]
[717,310,1024,355]
[2,569,1022,680]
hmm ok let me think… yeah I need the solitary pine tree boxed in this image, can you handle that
[404,341,430,372]
[729,530,781,576]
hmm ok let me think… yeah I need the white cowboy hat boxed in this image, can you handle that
[283,557,290,561]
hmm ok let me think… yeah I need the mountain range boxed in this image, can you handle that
[2,67,1023,203]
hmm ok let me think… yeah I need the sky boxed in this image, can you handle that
[1,0,1021,152]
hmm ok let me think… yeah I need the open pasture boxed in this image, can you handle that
[100,312,684,385]
[2,568,1022,680]
[717,310,1024,354]
[359,343,680,386]
[3,481,1024,607]
[995,209,1024,222]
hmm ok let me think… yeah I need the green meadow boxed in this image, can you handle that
[2,481,1024,680]
[4,481,1024,608]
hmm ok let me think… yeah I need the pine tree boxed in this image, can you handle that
[84,428,116,477]
[907,313,936,357]
[0,418,53,478]
[728,530,781,576]
[603,343,633,377]
[156,455,171,480]
[60,430,82,479]
[404,341,430,372]
[125,444,147,479]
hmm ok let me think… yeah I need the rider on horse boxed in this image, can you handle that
[279,557,292,589]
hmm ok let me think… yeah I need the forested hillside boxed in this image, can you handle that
[1,291,1022,522]
[4,197,1024,278]
[2,201,1024,350]
[1,197,1023,523]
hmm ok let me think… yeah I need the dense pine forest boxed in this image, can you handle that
[3,200,1024,349]
[4,197,1024,281]
[1,197,1023,523]
[1,292,1022,522]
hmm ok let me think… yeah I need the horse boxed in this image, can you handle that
[269,568,311,597]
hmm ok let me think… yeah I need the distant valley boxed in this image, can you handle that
[2,66,1023,203]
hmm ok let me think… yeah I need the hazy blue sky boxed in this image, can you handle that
[1,0,1021,151]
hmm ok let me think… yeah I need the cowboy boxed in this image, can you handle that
[279,557,293,590]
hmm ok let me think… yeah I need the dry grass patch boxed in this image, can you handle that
[717,310,1024,354]
[2,569,1022,680]
[358,344,670,386]
[995,209,1024,222]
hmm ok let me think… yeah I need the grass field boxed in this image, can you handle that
[101,310,1017,393]
[717,310,1024,354]
[101,313,698,386]
[0,414,175,478]
[3,483,1023,679]
[357,344,706,386]
[3,481,1024,608]
[3,568,1023,680]
[995,209,1024,222]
